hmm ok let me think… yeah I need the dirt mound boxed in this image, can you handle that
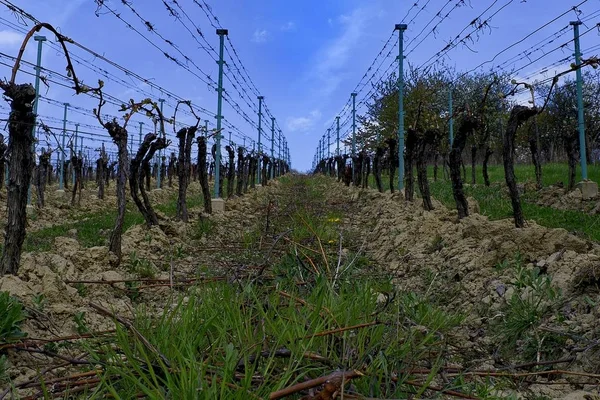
[534,185,600,214]
[327,181,600,395]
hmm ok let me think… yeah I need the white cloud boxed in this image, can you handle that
[252,29,269,44]
[286,110,322,133]
[312,7,378,96]
[281,21,296,32]
[0,30,24,49]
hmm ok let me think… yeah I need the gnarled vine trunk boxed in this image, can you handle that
[0,83,36,276]
[503,105,538,228]
[482,146,493,187]
[197,137,212,214]
[104,121,129,265]
[36,149,51,208]
[450,118,477,219]
[386,138,397,193]
[131,133,157,225]
[404,129,417,202]
[226,145,235,198]
[236,147,244,196]
[373,147,384,193]
[176,127,196,222]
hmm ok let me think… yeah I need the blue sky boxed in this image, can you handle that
[0,0,598,171]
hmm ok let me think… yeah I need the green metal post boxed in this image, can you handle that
[58,103,69,190]
[327,129,331,175]
[571,21,588,180]
[28,35,46,204]
[257,96,264,185]
[270,117,275,179]
[351,92,357,180]
[449,86,454,147]
[336,116,340,156]
[157,98,165,188]
[75,124,80,155]
[204,120,209,137]
[396,23,407,190]
[138,122,143,147]
[72,123,78,186]
[214,29,228,197]
[278,129,282,175]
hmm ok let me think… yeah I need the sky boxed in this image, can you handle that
[0,0,598,171]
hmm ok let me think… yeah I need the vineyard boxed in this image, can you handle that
[0,0,600,399]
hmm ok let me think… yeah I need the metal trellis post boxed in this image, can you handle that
[214,29,228,198]
[449,85,454,147]
[396,23,407,190]
[58,103,69,191]
[28,35,46,204]
[571,21,588,181]
[257,96,264,185]
[157,98,165,189]
[270,117,275,179]
[336,116,340,157]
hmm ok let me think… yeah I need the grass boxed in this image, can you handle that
[67,175,485,399]
[24,210,145,252]
[23,189,209,253]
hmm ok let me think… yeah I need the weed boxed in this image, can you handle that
[426,234,445,254]
[0,355,8,385]
[127,252,156,279]
[75,283,88,297]
[0,292,27,342]
[174,244,185,259]
[73,311,89,335]
[194,217,214,239]
[32,293,47,311]
[125,281,141,303]
[494,257,562,359]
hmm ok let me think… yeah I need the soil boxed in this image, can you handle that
[531,184,600,214]
[1,175,599,399]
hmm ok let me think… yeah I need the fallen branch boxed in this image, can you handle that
[404,380,479,400]
[89,302,171,368]
[300,321,381,340]
[269,370,363,400]
[0,330,115,350]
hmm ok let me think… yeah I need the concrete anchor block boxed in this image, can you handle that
[577,180,598,200]
[211,198,225,212]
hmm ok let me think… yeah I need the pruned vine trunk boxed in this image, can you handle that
[0,83,36,276]
[36,149,51,208]
[70,155,83,207]
[131,133,157,225]
[450,118,476,219]
[386,138,397,193]
[482,146,493,187]
[373,147,384,193]
[0,135,6,191]
[565,130,578,192]
[529,118,543,189]
[416,129,441,211]
[197,136,212,214]
[140,138,167,226]
[504,105,538,228]
[236,147,244,196]
[471,145,477,184]
[226,145,235,199]
[405,129,416,201]
[176,127,196,222]
[104,121,129,265]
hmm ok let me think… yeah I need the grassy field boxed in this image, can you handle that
[369,163,600,242]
